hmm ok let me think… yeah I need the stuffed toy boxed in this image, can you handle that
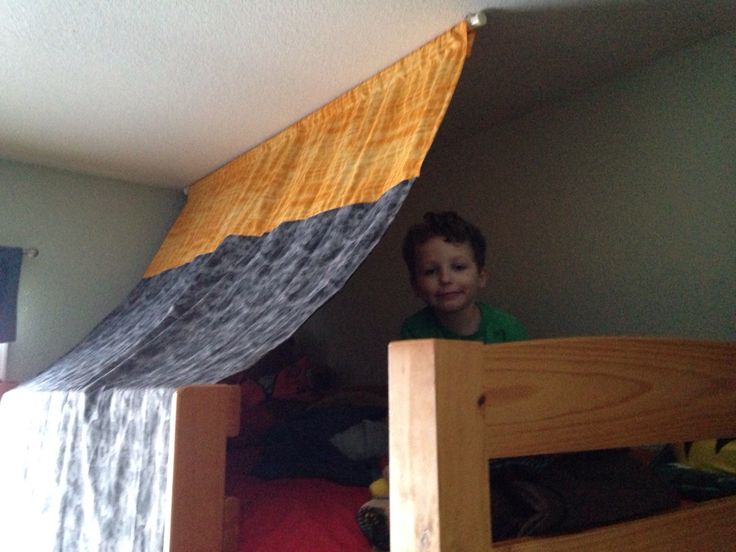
[358,465,390,551]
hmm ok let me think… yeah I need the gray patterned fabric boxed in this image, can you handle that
[0,181,411,551]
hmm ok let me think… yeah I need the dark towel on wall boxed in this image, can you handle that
[0,247,23,343]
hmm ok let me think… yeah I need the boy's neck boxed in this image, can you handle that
[435,303,482,336]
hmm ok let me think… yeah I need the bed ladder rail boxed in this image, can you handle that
[492,495,736,551]
[165,384,241,552]
[389,339,489,552]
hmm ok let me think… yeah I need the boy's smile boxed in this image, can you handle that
[411,236,487,322]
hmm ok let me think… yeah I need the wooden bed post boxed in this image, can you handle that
[389,339,490,552]
[164,385,241,552]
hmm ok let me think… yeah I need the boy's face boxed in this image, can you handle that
[411,236,487,315]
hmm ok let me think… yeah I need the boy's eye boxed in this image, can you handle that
[422,268,436,276]
[452,264,467,271]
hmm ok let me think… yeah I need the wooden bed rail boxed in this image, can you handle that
[389,338,489,552]
[491,495,736,551]
[482,337,736,458]
[165,384,241,552]
[388,337,736,552]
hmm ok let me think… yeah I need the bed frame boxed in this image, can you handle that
[165,384,242,552]
[389,337,736,551]
[162,336,735,552]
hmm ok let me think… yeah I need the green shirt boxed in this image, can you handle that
[400,303,528,343]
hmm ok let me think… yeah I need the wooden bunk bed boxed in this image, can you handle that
[165,384,242,552]
[390,337,736,551]
[163,336,735,552]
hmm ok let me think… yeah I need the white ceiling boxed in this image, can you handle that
[1,0,734,190]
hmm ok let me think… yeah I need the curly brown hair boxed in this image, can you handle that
[402,211,486,281]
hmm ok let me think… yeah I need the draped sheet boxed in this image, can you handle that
[0,23,468,551]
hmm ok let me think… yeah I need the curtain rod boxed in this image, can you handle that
[466,11,487,29]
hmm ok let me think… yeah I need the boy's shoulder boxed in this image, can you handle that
[400,303,528,343]
[478,303,528,342]
[478,302,517,323]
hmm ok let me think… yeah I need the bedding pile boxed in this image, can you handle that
[356,448,684,550]
[223,346,388,551]
[488,449,680,540]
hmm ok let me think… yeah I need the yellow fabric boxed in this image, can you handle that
[146,22,468,277]
[674,440,736,475]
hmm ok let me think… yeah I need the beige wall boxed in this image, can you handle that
[297,32,736,386]
[0,160,184,382]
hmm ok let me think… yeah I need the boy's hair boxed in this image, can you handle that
[402,211,486,281]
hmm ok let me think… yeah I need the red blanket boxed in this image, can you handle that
[232,476,372,552]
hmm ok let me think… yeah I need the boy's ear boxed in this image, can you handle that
[410,277,428,300]
[478,267,489,288]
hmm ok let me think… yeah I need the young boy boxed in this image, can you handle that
[400,211,527,342]
[357,212,527,551]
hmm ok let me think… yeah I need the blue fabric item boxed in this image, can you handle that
[0,181,412,552]
[0,246,23,343]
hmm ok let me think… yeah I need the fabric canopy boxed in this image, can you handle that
[0,22,469,552]
[146,22,468,276]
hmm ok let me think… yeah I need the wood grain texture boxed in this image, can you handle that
[165,384,241,552]
[389,337,736,552]
[492,496,736,551]
[389,339,490,552]
[481,337,736,458]
[222,496,241,552]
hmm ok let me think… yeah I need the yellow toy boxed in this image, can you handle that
[674,439,736,475]
[369,465,389,498]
